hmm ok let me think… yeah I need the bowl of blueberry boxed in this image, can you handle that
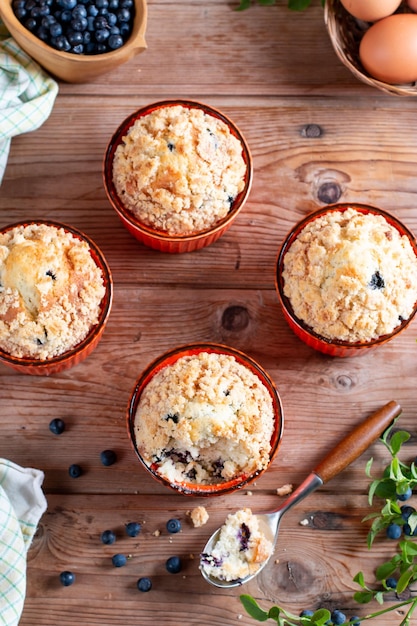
[275,203,417,357]
[126,343,284,496]
[0,0,147,83]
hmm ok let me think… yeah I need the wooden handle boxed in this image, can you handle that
[313,401,402,484]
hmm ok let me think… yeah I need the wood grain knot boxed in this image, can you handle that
[301,124,323,138]
[309,511,345,530]
[221,305,250,331]
[317,182,342,204]
[336,374,353,389]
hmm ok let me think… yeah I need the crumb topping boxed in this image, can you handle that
[282,208,417,342]
[112,105,247,235]
[134,351,275,485]
[0,223,106,359]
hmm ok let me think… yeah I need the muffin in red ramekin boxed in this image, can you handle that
[0,220,113,376]
[103,99,253,253]
[126,343,284,496]
[275,203,417,357]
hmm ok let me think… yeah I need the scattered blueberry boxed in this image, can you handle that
[349,618,361,625]
[137,576,152,592]
[165,555,182,574]
[299,610,315,617]
[68,463,82,478]
[125,521,141,537]
[60,570,75,586]
[386,523,402,540]
[111,553,127,567]
[397,487,413,501]
[404,522,417,536]
[166,518,181,534]
[101,529,116,545]
[100,449,117,466]
[401,505,416,520]
[49,418,65,435]
[386,577,397,589]
[331,610,346,625]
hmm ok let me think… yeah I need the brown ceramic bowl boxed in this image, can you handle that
[0,220,113,376]
[103,99,253,253]
[275,203,417,357]
[0,0,147,83]
[126,343,284,496]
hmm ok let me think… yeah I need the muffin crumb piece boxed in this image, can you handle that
[190,506,209,528]
[277,483,293,496]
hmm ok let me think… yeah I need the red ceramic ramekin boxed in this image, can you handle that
[103,99,253,253]
[0,220,113,376]
[275,203,417,357]
[126,343,284,496]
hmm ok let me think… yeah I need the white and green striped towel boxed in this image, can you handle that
[0,19,58,185]
[0,459,47,626]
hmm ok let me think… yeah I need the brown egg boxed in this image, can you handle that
[407,0,417,11]
[359,14,417,84]
[340,0,402,22]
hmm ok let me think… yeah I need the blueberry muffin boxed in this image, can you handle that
[282,207,417,342]
[134,351,275,485]
[112,104,247,235]
[0,223,106,359]
[200,508,273,582]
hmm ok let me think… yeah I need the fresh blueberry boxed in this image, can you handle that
[58,0,77,9]
[386,523,402,539]
[386,577,397,589]
[165,555,182,574]
[331,610,346,625]
[166,518,181,534]
[68,464,82,478]
[60,571,75,586]
[108,33,123,49]
[137,577,152,592]
[349,618,361,625]
[401,505,416,520]
[300,610,314,617]
[49,418,65,435]
[101,529,116,545]
[125,522,141,537]
[397,487,413,501]
[100,449,117,466]
[404,523,417,536]
[49,22,63,37]
[111,553,127,567]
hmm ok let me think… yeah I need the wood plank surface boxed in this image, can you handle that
[1,0,417,624]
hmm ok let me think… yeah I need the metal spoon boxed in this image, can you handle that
[200,400,401,588]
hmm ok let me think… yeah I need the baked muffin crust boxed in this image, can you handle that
[134,351,275,485]
[112,105,247,235]
[282,207,417,342]
[0,224,106,359]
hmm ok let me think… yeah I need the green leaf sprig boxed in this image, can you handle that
[240,417,417,626]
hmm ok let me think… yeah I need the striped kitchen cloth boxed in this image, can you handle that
[0,19,58,184]
[0,459,47,626]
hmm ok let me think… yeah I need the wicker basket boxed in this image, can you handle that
[324,0,417,96]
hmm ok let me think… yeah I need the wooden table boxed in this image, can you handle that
[1,1,417,624]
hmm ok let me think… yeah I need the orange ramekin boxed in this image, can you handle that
[275,203,417,358]
[0,220,113,376]
[126,343,284,496]
[103,99,253,253]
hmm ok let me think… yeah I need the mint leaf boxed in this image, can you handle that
[240,595,269,622]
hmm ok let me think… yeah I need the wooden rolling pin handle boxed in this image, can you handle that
[313,400,402,484]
